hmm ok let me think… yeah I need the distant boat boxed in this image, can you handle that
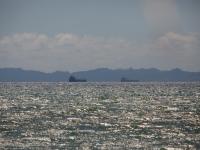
[121,77,139,82]
[68,75,87,82]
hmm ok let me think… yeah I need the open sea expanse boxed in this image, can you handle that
[0,82,200,149]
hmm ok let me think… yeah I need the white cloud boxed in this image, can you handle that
[155,32,198,51]
[0,33,49,51]
[0,32,199,72]
[147,32,200,70]
[0,33,137,72]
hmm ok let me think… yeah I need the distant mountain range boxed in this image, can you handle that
[0,68,200,82]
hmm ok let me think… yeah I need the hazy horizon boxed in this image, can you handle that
[0,66,199,74]
[0,0,200,72]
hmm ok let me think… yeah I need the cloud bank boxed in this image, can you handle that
[0,32,199,72]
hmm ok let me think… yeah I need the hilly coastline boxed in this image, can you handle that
[0,68,200,82]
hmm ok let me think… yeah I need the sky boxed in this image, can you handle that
[0,0,200,72]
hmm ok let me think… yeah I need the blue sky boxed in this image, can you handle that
[0,0,200,72]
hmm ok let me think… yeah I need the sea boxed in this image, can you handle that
[0,82,199,149]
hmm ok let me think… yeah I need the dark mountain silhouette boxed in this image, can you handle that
[0,67,200,82]
[0,68,70,82]
[72,68,200,81]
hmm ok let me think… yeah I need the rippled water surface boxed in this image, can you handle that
[0,82,200,149]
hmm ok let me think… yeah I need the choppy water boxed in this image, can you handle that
[0,82,200,149]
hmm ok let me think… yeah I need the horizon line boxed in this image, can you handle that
[0,67,199,73]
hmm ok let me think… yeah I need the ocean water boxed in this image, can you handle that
[0,82,200,149]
